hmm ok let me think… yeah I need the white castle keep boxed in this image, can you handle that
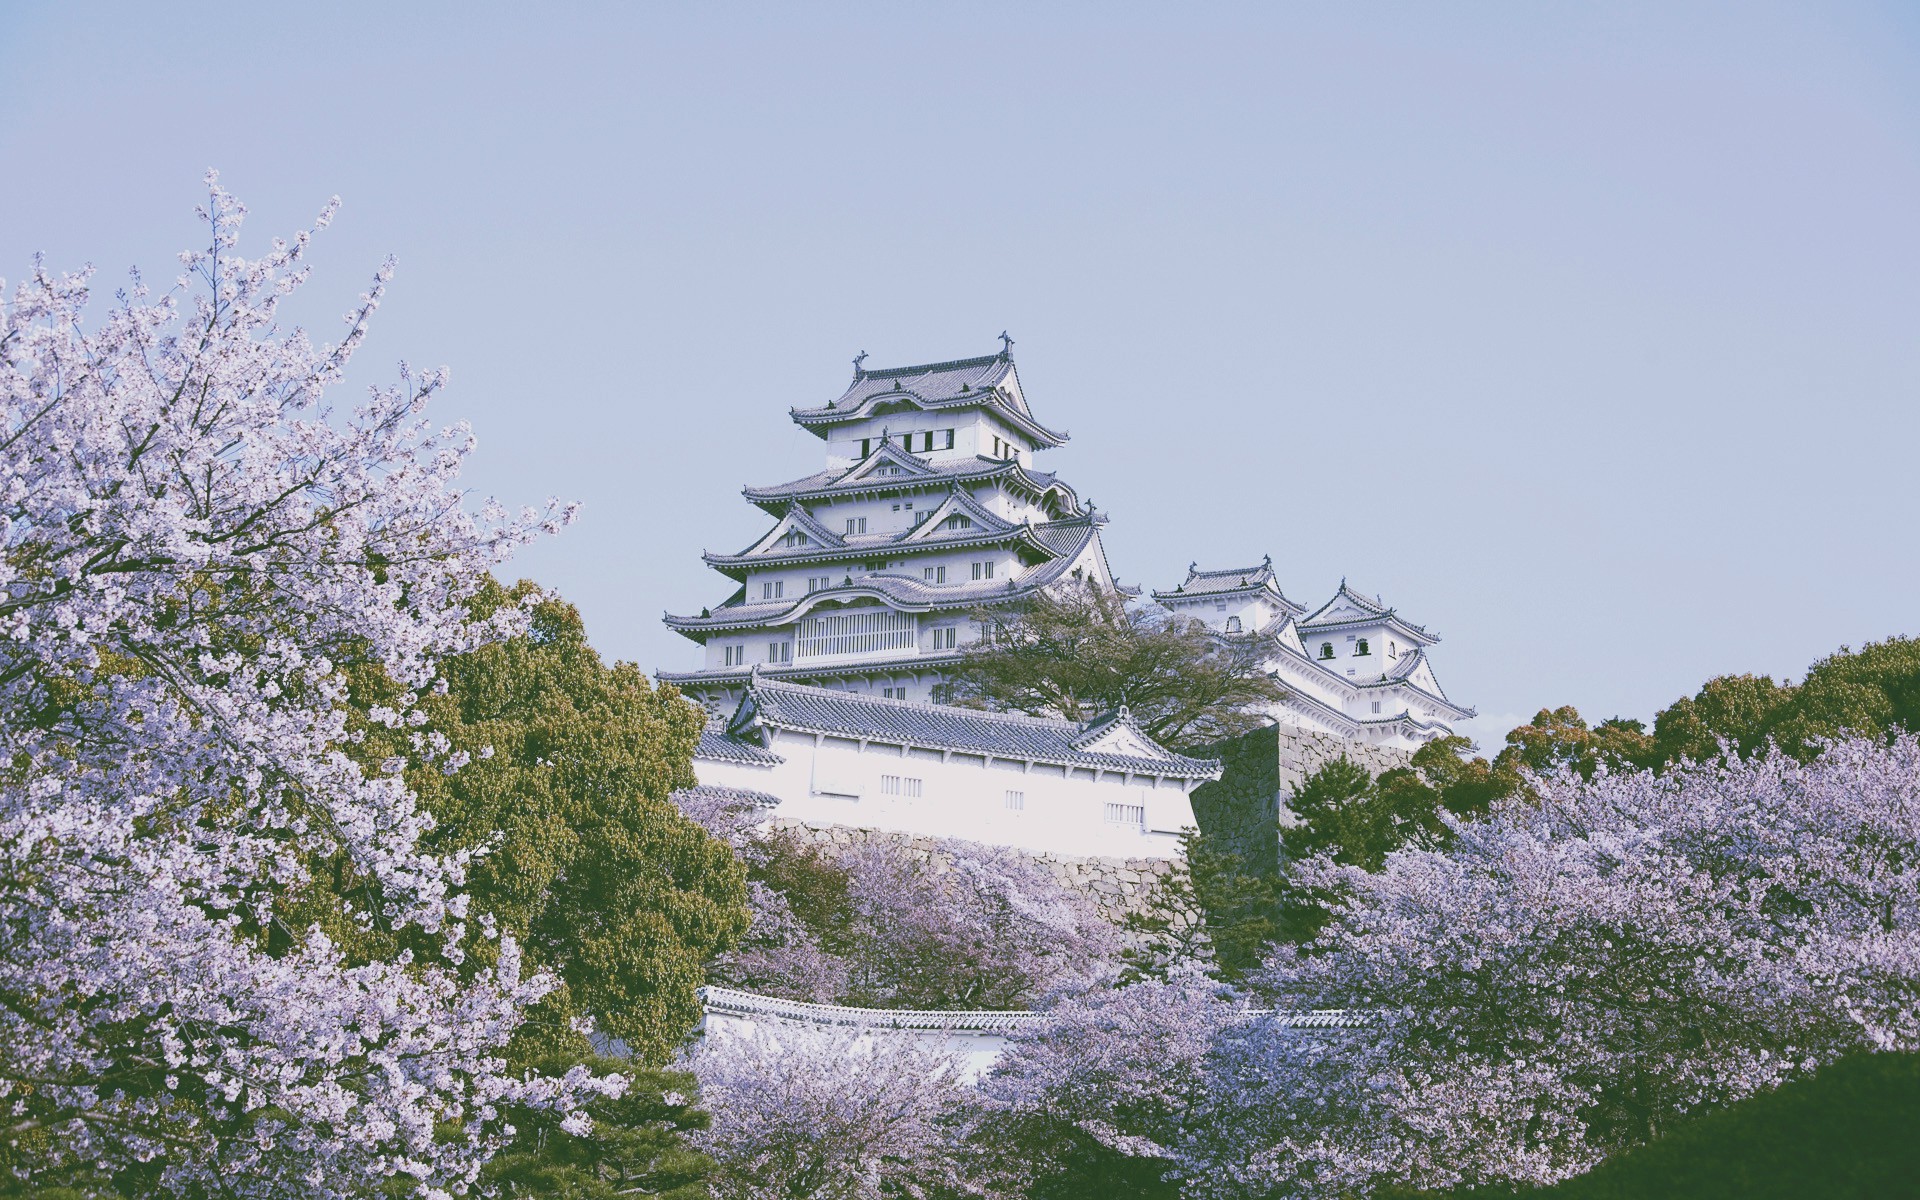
[663,344,1472,858]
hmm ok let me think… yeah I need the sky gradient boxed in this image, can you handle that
[4,2,1917,745]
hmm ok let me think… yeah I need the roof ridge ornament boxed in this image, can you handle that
[998,330,1014,358]
[852,350,868,378]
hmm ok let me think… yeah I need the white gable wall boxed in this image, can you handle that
[694,727,1200,859]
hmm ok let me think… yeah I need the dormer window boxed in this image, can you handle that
[945,514,973,532]
[1225,616,1242,633]
[1355,638,1370,656]
[780,530,808,548]
[1320,643,1334,660]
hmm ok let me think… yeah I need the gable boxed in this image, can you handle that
[1076,723,1163,761]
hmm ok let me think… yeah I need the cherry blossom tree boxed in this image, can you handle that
[688,1024,970,1200]
[1241,737,1920,1196]
[0,176,609,1197]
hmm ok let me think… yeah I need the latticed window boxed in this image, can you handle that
[1104,802,1145,829]
[796,609,917,658]
[1005,790,1025,811]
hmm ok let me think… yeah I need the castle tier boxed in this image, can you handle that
[1154,563,1475,747]
[660,347,1118,709]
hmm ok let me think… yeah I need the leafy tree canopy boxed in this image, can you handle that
[934,579,1286,745]
[345,577,750,1065]
[1648,637,1920,765]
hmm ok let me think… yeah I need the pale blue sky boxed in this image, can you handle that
[4,3,1917,745]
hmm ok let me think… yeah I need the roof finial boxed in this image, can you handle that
[1262,553,1272,568]
[998,330,1014,358]
[1189,561,1197,574]
[852,350,868,377]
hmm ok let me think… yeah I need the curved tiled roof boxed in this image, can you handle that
[699,985,1368,1032]
[695,723,785,765]
[666,519,1105,637]
[658,651,966,689]
[1297,581,1437,645]
[1153,557,1303,614]
[720,676,1221,780]
[744,454,1076,515]
[789,351,1067,448]
[670,783,785,810]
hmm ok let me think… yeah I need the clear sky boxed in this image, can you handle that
[4,2,1917,746]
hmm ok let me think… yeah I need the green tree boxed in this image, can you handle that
[1277,740,1523,943]
[1495,707,1656,778]
[345,580,751,1196]
[935,579,1286,744]
[1642,637,1920,767]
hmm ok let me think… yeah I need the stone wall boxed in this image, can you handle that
[764,818,1190,930]
[1188,723,1414,858]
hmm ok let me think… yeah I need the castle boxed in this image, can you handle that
[664,344,1472,858]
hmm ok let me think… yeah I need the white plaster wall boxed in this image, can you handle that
[694,728,1199,860]
[699,1009,1010,1082]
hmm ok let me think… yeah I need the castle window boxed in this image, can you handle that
[943,429,955,449]
[723,644,744,667]
[1320,643,1334,659]
[768,641,791,664]
[945,514,973,531]
[1371,700,1382,714]
[859,438,871,458]
[882,686,902,699]
[1355,638,1370,656]
[1389,640,1398,659]
[922,431,935,452]
[972,560,994,580]
[807,575,831,593]
[1225,616,1242,633]
[924,565,947,584]
[1104,802,1146,829]
[881,775,923,798]
[845,517,867,535]
[932,626,957,649]
[1005,790,1025,812]
[780,529,808,548]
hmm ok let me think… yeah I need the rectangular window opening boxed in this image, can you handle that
[1005,790,1025,812]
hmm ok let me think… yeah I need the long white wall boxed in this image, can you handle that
[696,727,1200,859]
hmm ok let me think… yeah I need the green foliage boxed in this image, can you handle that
[349,579,749,1065]
[481,1056,717,1200]
[334,581,748,1197]
[935,579,1286,744]
[1276,739,1523,943]
[1641,637,1920,768]
[1395,1051,1920,1200]
[1120,827,1288,983]
[1494,708,1655,779]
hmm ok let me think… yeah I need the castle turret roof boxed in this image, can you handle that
[1297,580,1439,646]
[790,349,1068,448]
[1152,557,1304,615]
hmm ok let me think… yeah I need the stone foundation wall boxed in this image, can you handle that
[1188,723,1414,862]
[763,818,1190,930]
[1271,725,1412,809]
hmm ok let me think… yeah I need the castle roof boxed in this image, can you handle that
[790,350,1068,448]
[699,985,1368,1032]
[1152,557,1304,615]
[704,489,1081,578]
[670,782,785,810]
[744,450,1078,515]
[668,517,1106,639]
[1297,580,1439,646]
[710,675,1220,781]
[694,722,785,765]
